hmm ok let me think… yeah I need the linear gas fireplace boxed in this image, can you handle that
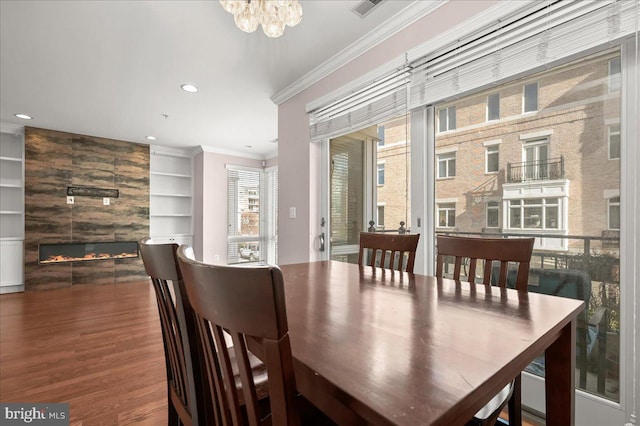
[39,242,139,264]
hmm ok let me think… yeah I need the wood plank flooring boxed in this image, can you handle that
[0,281,167,425]
[1,280,540,425]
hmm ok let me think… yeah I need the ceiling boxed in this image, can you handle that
[0,0,423,159]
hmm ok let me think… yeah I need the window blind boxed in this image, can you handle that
[409,0,638,108]
[227,167,263,264]
[308,67,411,142]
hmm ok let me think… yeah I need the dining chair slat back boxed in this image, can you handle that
[358,232,420,273]
[436,235,534,291]
[139,238,198,426]
[435,235,534,426]
[177,246,301,426]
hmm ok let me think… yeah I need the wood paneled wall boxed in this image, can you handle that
[24,127,149,290]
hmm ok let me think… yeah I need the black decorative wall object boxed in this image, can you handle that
[67,186,119,198]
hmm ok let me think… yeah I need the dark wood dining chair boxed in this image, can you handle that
[435,235,535,426]
[139,238,200,426]
[140,239,269,426]
[358,232,420,272]
[176,246,302,426]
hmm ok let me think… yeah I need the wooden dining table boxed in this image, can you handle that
[276,260,584,426]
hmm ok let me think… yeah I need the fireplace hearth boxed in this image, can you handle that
[39,242,139,264]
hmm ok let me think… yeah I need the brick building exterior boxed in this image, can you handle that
[434,50,621,253]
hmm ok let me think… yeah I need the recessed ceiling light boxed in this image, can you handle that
[181,84,198,93]
[245,145,252,148]
[15,113,32,120]
[145,135,157,141]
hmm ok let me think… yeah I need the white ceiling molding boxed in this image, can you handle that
[0,122,24,135]
[271,0,446,106]
[196,145,275,161]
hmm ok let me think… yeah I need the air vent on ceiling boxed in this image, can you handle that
[352,0,385,18]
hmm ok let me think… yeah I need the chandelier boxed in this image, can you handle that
[219,0,303,38]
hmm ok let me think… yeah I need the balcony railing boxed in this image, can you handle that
[507,156,564,183]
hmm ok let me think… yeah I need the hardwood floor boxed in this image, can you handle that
[0,281,167,425]
[1,280,540,426]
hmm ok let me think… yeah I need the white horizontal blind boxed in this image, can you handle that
[227,167,263,264]
[309,68,411,142]
[265,168,278,265]
[409,0,638,108]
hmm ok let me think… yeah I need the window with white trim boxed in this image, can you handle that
[609,124,620,160]
[377,162,385,185]
[437,203,456,228]
[609,57,621,93]
[523,82,538,113]
[227,166,277,264]
[437,106,456,132]
[508,198,559,230]
[437,152,456,178]
[486,201,500,228]
[486,144,499,173]
[377,204,385,227]
[608,196,620,230]
[487,93,500,121]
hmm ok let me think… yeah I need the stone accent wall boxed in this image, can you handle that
[24,127,149,290]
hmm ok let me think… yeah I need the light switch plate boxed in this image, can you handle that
[103,197,110,206]
[289,207,296,219]
[67,196,74,204]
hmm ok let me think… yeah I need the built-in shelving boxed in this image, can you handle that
[0,128,25,293]
[149,146,194,246]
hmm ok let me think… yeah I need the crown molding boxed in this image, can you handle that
[270,0,447,106]
[0,122,25,135]
[197,144,277,161]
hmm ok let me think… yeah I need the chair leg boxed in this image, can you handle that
[507,373,522,426]
[168,396,180,426]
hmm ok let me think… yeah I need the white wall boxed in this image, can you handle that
[276,0,499,264]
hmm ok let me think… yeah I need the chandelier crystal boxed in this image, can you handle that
[220,0,302,38]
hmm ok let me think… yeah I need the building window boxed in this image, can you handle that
[523,82,538,113]
[437,106,456,132]
[609,124,621,159]
[523,138,549,180]
[377,205,385,227]
[508,198,559,230]
[377,162,385,185]
[486,201,500,228]
[437,203,456,228]
[608,197,620,230]
[486,145,499,173]
[609,57,621,93]
[437,152,456,178]
[487,93,500,121]
[377,125,385,146]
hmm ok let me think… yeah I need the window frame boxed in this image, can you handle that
[437,106,457,133]
[377,161,385,186]
[437,202,456,228]
[523,81,539,113]
[437,152,456,179]
[507,197,560,230]
[486,201,500,228]
[487,92,500,121]
[608,196,620,230]
[485,144,499,173]
[608,123,621,160]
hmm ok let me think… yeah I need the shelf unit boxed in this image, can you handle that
[149,146,194,246]
[0,129,25,293]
